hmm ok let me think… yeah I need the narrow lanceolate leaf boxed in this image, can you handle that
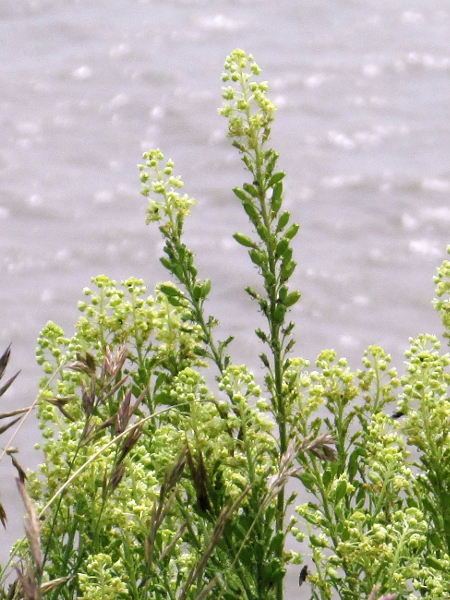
[266,149,278,181]
[249,249,266,268]
[242,200,260,225]
[160,257,183,279]
[280,260,296,281]
[255,223,269,243]
[271,182,283,214]
[159,284,183,297]
[245,286,260,299]
[268,171,286,187]
[0,345,11,380]
[283,222,300,242]
[276,211,290,233]
[284,291,301,308]
[233,233,256,248]
[193,284,204,300]
[273,304,286,323]
[275,239,289,259]
[233,187,251,203]
[166,296,183,307]
[243,182,260,198]
[0,503,7,527]
[255,328,268,343]
[335,479,348,503]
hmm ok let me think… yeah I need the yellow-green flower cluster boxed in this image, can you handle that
[219,49,276,149]
[139,149,195,227]
[78,553,128,600]
[433,244,450,341]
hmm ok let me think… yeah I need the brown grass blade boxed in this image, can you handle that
[0,345,12,380]
[0,501,6,528]
[0,371,21,398]
[0,416,22,435]
[145,448,187,567]
[10,453,27,483]
[300,433,337,462]
[186,444,211,514]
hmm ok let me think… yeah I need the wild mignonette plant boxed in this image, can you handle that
[1,49,450,600]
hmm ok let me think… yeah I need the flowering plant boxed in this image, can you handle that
[1,50,450,600]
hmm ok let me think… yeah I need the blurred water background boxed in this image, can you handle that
[1,0,449,592]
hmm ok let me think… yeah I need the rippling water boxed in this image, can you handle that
[1,0,449,589]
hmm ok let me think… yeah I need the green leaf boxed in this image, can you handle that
[245,286,259,299]
[166,296,183,307]
[264,150,279,179]
[284,291,301,307]
[275,239,289,259]
[243,182,260,198]
[159,284,182,297]
[250,249,265,267]
[267,566,285,585]
[322,469,333,489]
[278,286,288,302]
[255,328,268,343]
[255,223,269,243]
[268,531,285,556]
[268,171,285,186]
[335,480,347,503]
[280,260,296,281]
[276,211,290,232]
[284,222,300,241]
[242,154,254,173]
[219,335,234,349]
[273,304,286,323]
[347,447,364,480]
[160,257,182,279]
[271,182,283,213]
[299,471,316,492]
[285,339,295,352]
[193,284,203,300]
[233,233,256,248]
[233,187,250,203]
[242,200,260,225]
[281,246,293,265]
[260,353,270,368]
[202,279,211,296]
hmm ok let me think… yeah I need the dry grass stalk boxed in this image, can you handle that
[193,576,219,600]
[0,345,21,528]
[14,565,41,600]
[0,345,20,397]
[39,576,73,595]
[367,583,397,600]
[186,443,211,514]
[299,433,337,462]
[159,523,187,562]
[179,485,251,600]
[16,479,43,574]
[145,447,187,567]
[8,449,27,483]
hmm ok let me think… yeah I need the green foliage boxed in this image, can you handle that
[2,49,450,600]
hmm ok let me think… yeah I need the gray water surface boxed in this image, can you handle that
[1,0,449,591]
